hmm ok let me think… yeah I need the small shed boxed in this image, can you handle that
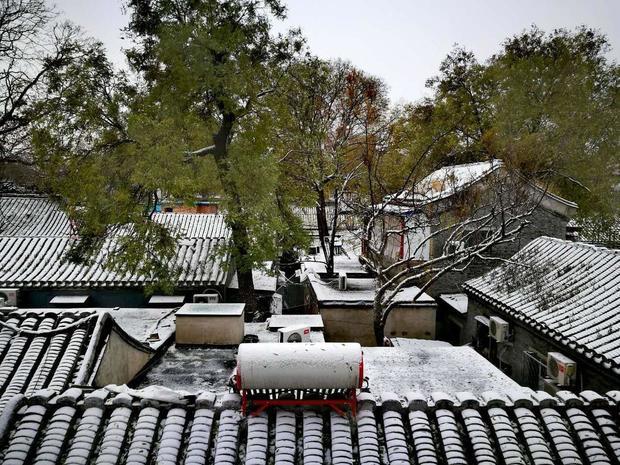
[175,303,245,345]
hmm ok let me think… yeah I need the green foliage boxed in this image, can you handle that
[32,0,306,297]
[406,26,619,220]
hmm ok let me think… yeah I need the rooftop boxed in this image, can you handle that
[1,386,618,464]
[464,236,620,374]
[385,160,503,209]
[0,195,231,288]
[306,272,435,307]
[363,341,520,394]
[439,292,469,314]
[176,303,245,316]
[0,308,174,413]
[383,160,577,216]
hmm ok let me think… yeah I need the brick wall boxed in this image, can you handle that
[425,207,569,296]
[462,296,620,393]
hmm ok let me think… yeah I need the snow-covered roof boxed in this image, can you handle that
[363,344,519,394]
[0,308,172,413]
[439,293,469,314]
[0,195,231,288]
[383,160,577,217]
[464,236,620,374]
[392,159,502,206]
[1,386,618,464]
[306,273,435,307]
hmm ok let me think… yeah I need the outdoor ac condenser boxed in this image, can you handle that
[278,325,311,343]
[489,316,510,342]
[193,292,219,304]
[0,289,18,307]
[547,352,576,386]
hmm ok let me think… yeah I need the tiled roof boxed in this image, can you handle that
[293,205,335,231]
[407,159,503,204]
[463,236,620,374]
[0,310,171,414]
[0,387,618,464]
[0,310,98,413]
[383,160,577,217]
[0,195,230,287]
[0,195,69,237]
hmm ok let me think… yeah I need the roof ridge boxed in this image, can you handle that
[532,235,620,255]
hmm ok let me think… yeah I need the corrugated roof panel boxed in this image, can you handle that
[464,236,620,372]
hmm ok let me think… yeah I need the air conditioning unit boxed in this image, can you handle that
[338,272,347,291]
[193,292,219,304]
[547,352,576,386]
[0,289,18,307]
[278,325,311,343]
[489,316,509,342]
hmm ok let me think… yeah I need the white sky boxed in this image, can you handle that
[55,0,619,104]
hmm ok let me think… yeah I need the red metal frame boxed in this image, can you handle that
[242,391,357,417]
[236,360,363,417]
[399,218,405,259]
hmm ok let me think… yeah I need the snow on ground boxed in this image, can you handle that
[111,307,176,348]
[363,343,522,395]
[301,232,367,276]
[136,345,236,392]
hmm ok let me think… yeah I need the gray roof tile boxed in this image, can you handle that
[464,237,620,373]
[0,389,619,463]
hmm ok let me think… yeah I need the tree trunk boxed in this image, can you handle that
[316,189,333,275]
[211,111,257,315]
[373,293,385,346]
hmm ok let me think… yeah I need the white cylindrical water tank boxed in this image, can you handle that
[236,342,363,390]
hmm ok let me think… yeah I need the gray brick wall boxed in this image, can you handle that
[462,296,620,393]
[426,207,569,296]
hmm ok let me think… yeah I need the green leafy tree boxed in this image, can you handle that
[274,58,390,274]
[33,0,304,312]
[0,0,87,188]
[419,27,619,220]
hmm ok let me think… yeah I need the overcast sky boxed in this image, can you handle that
[55,0,619,103]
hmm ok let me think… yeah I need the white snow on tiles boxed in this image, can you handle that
[464,236,620,373]
[2,387,620,464]
[0,194,230,288]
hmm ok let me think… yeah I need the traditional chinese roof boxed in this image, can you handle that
[0,387,618,464]
[292,205,336,232]
[383,160,577,217]
[0,195,230,288]
[410,159,503,204]
[463,236,620,375]
[0,309,173,413]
